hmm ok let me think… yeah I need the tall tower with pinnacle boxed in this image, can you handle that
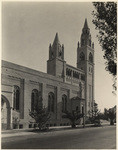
[77,19,94,115]
[47,33,66,80]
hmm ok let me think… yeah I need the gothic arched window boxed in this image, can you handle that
[31,89,41,111]
[89,52,93,63]
[48,92,55,112]
[13,85,20,111]
[62,95,67,112]
[82,105,84,114]
[80,52,85,61]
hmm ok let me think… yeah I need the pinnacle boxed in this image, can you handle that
[53,32,60,45]
[84,18,89,29]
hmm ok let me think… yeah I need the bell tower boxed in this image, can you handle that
[77,19,94,115]
[47,33,66,80]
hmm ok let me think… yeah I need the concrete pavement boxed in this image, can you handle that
[2,125,116,149]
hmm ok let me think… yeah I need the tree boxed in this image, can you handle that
[104,107,116,125]
[29,103,51,131]
[88,108,101,126]
[92,2,117,91]
[62,110,83,128]
[12,117,20,129]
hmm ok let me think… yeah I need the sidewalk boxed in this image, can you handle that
[2,123,112,138]
[1,126,72,138]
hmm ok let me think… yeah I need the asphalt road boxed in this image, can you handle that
[2,125,116,149]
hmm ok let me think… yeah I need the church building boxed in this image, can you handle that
[1,19,95,130]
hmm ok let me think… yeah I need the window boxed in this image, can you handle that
[80,52,85,61]
[89,52,93,63]
[62,95,67,112]
[66,68,72,77]
[82,105,84,114]
[66,68,68,75]
[13,86,20,111]
[58,50,62,57]
[77,73,79,79]
[76,106,79,111]
[81,74,85,81]
[73,71,79,79]
[68,69,71,76]
[31,89,42,111]
[48,92,55,112]
[73,71,75,78]
[89,40,91,47]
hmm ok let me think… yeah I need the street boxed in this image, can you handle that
[2,125,116,149]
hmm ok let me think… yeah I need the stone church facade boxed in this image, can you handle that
[1,19,95,130]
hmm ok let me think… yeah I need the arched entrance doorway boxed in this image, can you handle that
[1,95,11,130]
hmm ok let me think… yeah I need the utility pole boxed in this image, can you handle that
[79,82,85,128]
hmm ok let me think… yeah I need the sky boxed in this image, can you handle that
[2,2,116,112]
